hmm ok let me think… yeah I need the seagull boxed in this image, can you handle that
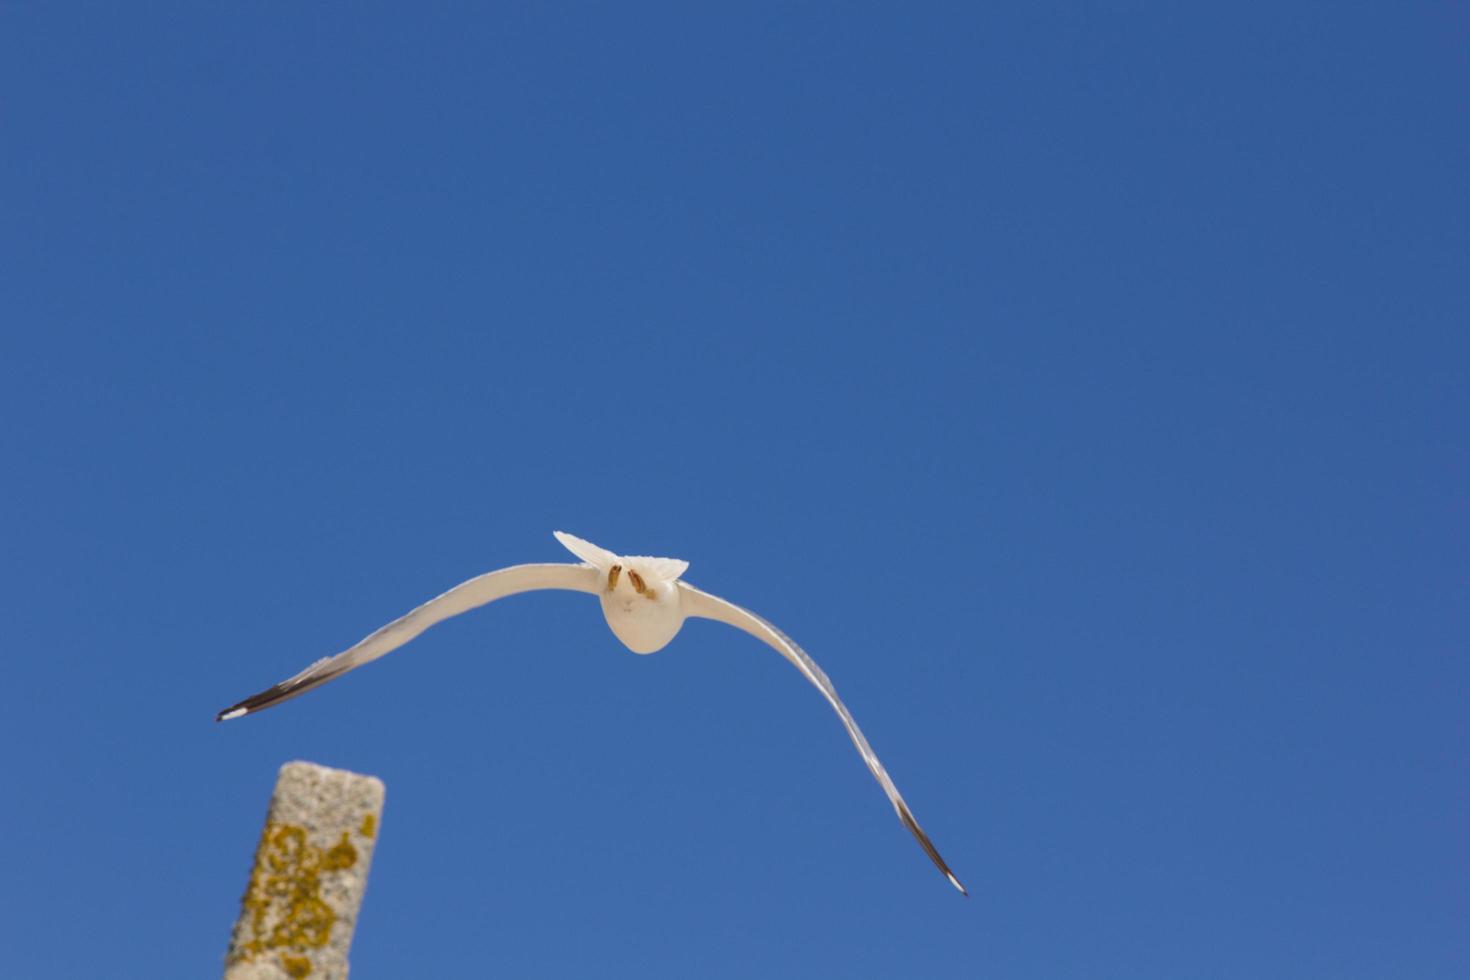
[217,531,967,895]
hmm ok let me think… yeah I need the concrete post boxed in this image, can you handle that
[224,762,386,980]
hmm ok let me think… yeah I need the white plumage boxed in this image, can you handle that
[217,531,966,895]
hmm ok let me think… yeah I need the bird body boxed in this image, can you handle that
[218,531,967,895]
[554,531,691,654]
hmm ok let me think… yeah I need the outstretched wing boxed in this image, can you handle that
[217,563,600,721]
[679,581,967,895]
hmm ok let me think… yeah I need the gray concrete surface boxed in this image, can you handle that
[224,761,385,980]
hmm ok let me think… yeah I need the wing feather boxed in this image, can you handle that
[217,563,599,720]
[552,531,617,569]
[679,581,967,895]
[626,556,690,582]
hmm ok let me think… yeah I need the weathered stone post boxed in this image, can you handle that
[224,762,385,980]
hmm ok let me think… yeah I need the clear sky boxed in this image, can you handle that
[1,3,1465,978]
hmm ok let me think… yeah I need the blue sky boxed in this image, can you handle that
[1,3,1465,977]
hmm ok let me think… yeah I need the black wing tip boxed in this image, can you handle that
[941,859,969,897]
[897,801,968,897]
[216,697,264,722]
[214,680,300,722]
[214,662,352,723]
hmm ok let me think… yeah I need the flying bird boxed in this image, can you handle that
[217,531,967,895]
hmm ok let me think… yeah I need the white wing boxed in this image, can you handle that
[217,563,600,721]
[552,530,618,569]
[679,581,967,895]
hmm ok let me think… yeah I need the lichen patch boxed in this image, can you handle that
[229,822,361,977]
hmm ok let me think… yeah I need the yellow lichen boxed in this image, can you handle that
[323,832,358,871]
[280,953,313,978]
[359,813,376,839]
[229,821,364,977]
